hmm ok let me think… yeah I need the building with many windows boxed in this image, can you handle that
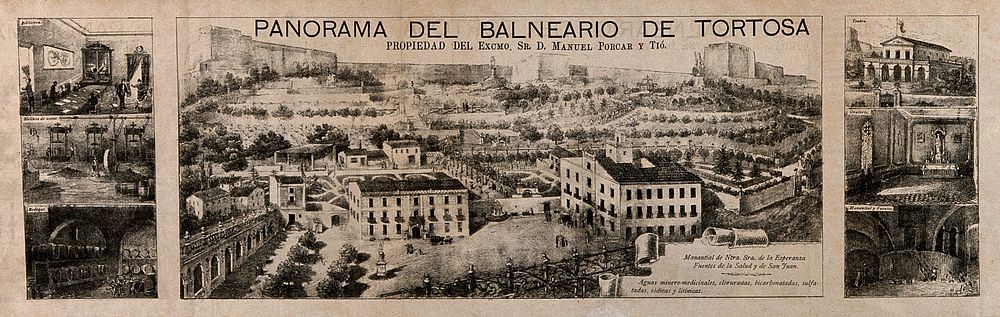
[861,35,964,83]
[347,176,469,240]
[186,187,232,220]
[268,175,306,226]
[383,140,421,168]
[559,136,703,242]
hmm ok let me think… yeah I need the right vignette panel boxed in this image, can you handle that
[844,15,978,298]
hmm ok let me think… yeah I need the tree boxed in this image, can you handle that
[222,155,248,172]
[288,244,311,264]
[520,126,543,142]
[306,124,351,153]
[261,259,311,298]
[369,124,401,148]
[749,163,762,178]
[179,142,202,166]
[316,276,343,298]
[546,125,564,143]
[247,131,292,160]
[338,244,360,265]
[298,230,322,251]
[731,161,745,181]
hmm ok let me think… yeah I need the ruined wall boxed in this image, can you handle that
[339,62,510,86]
[738,177,796,214]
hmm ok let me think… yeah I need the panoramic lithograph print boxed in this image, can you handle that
[18,18,158,299]
[177,17,822,299]
[844,15,979,297]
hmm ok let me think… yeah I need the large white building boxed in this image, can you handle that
[186,187,232,220]
[347,176,469,240]
[558,137,704,242]
[383,140,421,168]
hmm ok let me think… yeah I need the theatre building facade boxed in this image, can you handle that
[559,137,704,242]
[347,177,469,240]
[861,36,964,83]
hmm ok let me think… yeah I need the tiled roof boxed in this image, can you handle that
[550,146,577,158]
[358,177,466,194]
[191,187,229,201]
[228,186,260,197]
[273,175,304,184]
[276,144,333,154]
[342,148,368,156]
[881,36,952,53]
[384,140,420,148]
[595,156,701,184]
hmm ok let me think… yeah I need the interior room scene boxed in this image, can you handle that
[846,204,978,297]
[18,18,153,116]
[845,108,977,205]
[21,116,155,204]
[24,204,157,299]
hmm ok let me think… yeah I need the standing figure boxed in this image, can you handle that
[23,78,34,112]
[49,81,57,101]
[116,78,131,110]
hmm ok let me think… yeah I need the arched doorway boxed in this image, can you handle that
[192,264,204,294]
[916,67,926,81]
[225,248,233,273]
[210,256,220,280]
[880,64,890,81]
[866,64,875,80]
[235,242,242,260]
[892,65,902,81]
[904,66,911,82]
[411,225,421,239]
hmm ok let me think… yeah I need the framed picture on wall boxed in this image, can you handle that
[42,45,73,69]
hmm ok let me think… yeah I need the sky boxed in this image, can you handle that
[178,17,822,80]
[848,16,977,59]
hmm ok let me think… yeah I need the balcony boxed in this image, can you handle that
[394,216,406,223]
[443,214,454,221]
[367,217,378,224]
[380,216,390,223]
[427,215,439,222]
[456,213,466,221]
[408,216,425,225]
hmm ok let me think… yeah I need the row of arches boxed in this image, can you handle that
[183,222,277,298]
[864,63,929,83]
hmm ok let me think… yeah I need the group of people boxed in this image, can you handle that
[21,77,147,114]
[108,274,155,297]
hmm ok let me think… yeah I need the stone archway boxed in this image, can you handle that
[410,225,422,239]
[192,264,204,294]
[916,67,926,81]
[880,64,890,81]
[904,66,912,82]
[892,65,902,81]
[210,256,220,280]
[866,64,876,80]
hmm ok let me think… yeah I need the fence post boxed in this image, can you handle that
[505,257,514,293]
[467,264,476,294]
[423,273,432,297]
[541,253,550,294]
[572,248,581,296]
